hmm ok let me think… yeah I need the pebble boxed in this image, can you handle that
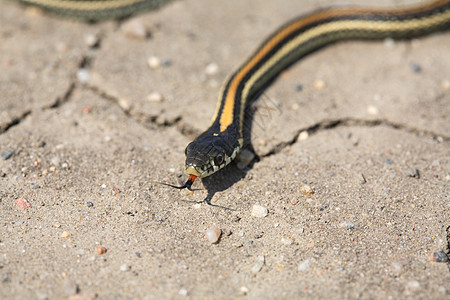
[297,131,309,141]
[205,225,221,243]
[295,84,303,92]
[205,63,219,75]
[313,79,325,89]
[120,264,131,271]
[341,221,357,230]
[428,250,449,262]
[162,59,171,67]
[1,150,13,160]
[15,198,31,210]
[118,98,131,111]
[96,246,107,255]
[61,231,71,238]
[251,255,265,273]
[409,62,421,73]
[147,56,161,69]
[86,202,94,207]
[84,34,99,48]
[51,156,60,166]
[120,19,148,39]
[299,185,314,195]
[251,204,268,218]
[367,105,379,115]
[407,168,420,179]
[239,286,249,295]
[77,69,90,84]
[178,289,188,296]
[81,107,91,115]
[236,149,255,169]
[111,187,121,196]
[147,92,164,102]
[298,258,310,271]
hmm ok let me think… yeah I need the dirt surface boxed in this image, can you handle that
[1,0,449,299]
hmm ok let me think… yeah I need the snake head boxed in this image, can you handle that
[184,130,242,178]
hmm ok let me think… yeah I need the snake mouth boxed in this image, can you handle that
[185,166,203,178]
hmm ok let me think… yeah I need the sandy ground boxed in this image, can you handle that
[1,0,449,299]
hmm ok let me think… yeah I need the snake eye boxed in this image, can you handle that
[214,154,224,166]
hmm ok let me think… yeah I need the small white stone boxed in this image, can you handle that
[239,286,249,295]
[84,34,99,47]
[251,255,265,273]
[405,280,420,293]
[147,92,164,102]
[120,264,130,271]
[51,156,60,166]
[367,105,379,115]
[179,288,188,296]
[118,98,131,111]
[313,79,325,89]
[298,131,309,141]
[205,225,221,243]
[298,258,310,271]
[77,69,90,84]
[121,18,148,39]
[101,184,106,189]
[299,185,314,195]
[251,204,268,218]
[148,56,161,69]
[205,63,219,75]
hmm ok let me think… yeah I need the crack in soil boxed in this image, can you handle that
[0,33,103,135]
[0,110,32,134]
[262,117,450,158]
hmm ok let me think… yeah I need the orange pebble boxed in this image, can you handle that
[96,246,107,255]
[16,198,31,210]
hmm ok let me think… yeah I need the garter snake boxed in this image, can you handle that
[13,0,172,20]
[14,0,450,190]
[178,0,450,190]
